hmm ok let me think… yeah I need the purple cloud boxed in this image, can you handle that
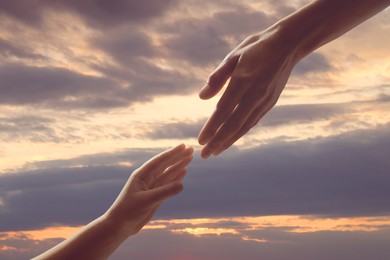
[1,124,389,232]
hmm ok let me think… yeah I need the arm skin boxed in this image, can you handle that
[33,144,194,260]
[198,0,390,158]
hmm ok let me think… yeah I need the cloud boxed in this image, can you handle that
[0,0,178,28]
[1,124,389,232]
[82,227,390,260]
[0,38,45,60]
[2,224,390,260]
[53,0,179,28]
[292,52,334,75]
[0,63,127,109]
[0,61,198,110]
[0,233,61,260]
[161,8,277,66]
[94,60,199,102]
[163,23,230,66]
[0,1,202,110]
[166,123,390,219]
[91,29,156,67]
[259,102,349,127]
[139,101,357,141]
[143,119,205,140]
[0,115,60,143]
[160,123,389,219]
[0,166,129,231]
[0,0,46,26]
[377,93,390,103]
[141,95,387,140]
[25,147,162,170]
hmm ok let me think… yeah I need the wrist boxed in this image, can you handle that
[252,21,302,65]
[101,212,137,239]
[275,15,319,61]
[274,0,337,61]
[273,0,390,61]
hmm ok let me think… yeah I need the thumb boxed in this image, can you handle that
[144,182,183,206]
[199,54,239,100]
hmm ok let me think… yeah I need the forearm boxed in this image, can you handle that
[33,214,129,260]
[276,0,389,59]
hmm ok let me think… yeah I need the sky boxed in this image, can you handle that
[0,0,389,259]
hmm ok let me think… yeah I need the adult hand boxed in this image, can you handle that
[198,0,389,159]
[105,143,194,236]
[198,26,298,158]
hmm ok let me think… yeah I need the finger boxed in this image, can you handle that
[156,160,187,187]
[199,55,239,100]
[201,91,261,158]
[157,168,187,187]
[143,182,183,206]
[144,143,185,171]
[198,74,253,145]
[152,146,193,176]
[157,156,192,186]
[151,154,192,188]
[172,168,187,182]
[136,144,190,184]
[213,97,277,155]
[212,70,287,155]
[202,77,279,157]
[214,106,269,155]
[153,147,192,185]
[153,146,193,172]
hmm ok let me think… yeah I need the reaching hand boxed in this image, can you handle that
[197,0,389,159]
[33,144,194,260]
[106,144,194,236]
[198,27,298,158]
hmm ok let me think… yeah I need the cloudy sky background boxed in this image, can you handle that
[0,0,389,259]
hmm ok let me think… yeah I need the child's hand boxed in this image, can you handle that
[105,144,194,236]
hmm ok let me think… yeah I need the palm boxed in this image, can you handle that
[106,144,194,235]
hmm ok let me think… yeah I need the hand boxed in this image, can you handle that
[198,26,299,158]
[105,144,194,236]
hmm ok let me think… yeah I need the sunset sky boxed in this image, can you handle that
[0,0,389,259]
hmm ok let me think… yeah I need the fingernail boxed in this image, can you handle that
[201,149,211,159]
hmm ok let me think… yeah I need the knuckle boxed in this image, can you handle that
[243,34,260,45]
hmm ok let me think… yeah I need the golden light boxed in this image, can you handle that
[1,226,83,241]
[171,227,239,237]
